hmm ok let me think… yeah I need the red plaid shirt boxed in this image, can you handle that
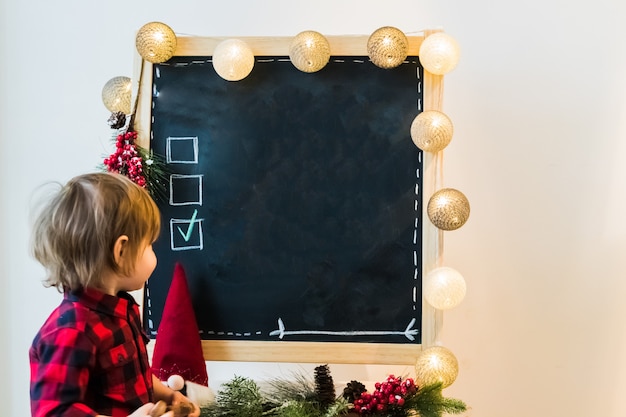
[30,287,154,417]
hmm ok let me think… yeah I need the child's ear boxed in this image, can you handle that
[113,235,130,267]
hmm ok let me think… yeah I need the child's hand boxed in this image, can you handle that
[171,391,200,417]
[125,402,172,417]
[146,397,199,417]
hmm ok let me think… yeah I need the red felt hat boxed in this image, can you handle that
[151,262,208,386]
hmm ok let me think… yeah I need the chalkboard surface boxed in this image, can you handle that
[144,55,424,346]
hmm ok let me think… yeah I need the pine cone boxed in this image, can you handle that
[342,380,367,402]
[314,364,336,409]
[108,111,127,129]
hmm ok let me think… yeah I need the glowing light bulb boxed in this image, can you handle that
[423,266,466,310]
[415,345,459,388]
[101,76,132,114]
[289,31,331,73]
[419,32,460,75]
[135,21,177,64]
[367,26,408,69]
[410,110,454,152]
[427,188,470,231]
[212,39,255,81]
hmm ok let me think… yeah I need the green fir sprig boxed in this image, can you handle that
[270,400,323,417]
[202,376,265,417]
[402,383,466,417]
[263,370,317,405]
[136,145,169,202]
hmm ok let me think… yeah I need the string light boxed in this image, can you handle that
[415,345,459,388]
[136,21,177,64]
[423,266,466,310]
[101,76,131,114]
[367,26,408,69]
[289,30,331,73]
[410,110,454,153]
[419,32,460,75]
[212,39,255,81]
[427,188,470,231]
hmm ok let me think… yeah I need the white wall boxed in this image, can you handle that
[2,1,626,416]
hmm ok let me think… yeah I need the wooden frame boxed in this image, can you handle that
[133,32,445,366]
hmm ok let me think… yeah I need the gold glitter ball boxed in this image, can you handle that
[367,26,408,69]
[289,31,331,73]
[136,21,177,64]
[101,76,131,114]
[427,188,470,231]
[415,345,459,388]
[410,110,453,153]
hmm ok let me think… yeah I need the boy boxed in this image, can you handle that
[29,172,200,417]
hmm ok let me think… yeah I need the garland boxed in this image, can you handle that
[200,365,466,417]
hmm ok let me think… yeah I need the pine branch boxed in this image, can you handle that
[137,146,169,202]
[405,383,466,417]
[208,376,265,417]
[322,397,350,417]
[267,400,322,417]
[263,370,317,405]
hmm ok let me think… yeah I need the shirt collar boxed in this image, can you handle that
[65,287,138,319]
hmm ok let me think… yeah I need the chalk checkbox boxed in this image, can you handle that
[170,211,203,251]
[169,174,203,206]
[166,136,199,164]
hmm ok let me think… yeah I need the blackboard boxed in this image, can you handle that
[134,35,444,364]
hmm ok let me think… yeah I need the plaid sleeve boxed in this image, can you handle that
[30,326,99,417]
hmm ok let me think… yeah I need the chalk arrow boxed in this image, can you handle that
[269,318,418,341]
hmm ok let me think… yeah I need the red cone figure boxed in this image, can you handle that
[151,263,208,386]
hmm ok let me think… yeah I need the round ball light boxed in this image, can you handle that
[212,39,255,81]
[289,30,331,73]
[410,110,454,152]
[419,32,460,75]
[136,21,177,64]
[367,26,408,69]
[415,345,459,388]
[423,266,466,310]
[427,188,470,231]
[102,76,132,114]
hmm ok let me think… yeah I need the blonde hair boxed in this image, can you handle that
[30,172,161,291]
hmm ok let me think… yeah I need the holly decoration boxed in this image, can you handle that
[345,374,466,417]
[351,375,416,415]
[103,130,148,187]
[101,115,168,200]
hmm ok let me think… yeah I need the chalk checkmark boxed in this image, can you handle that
[177,209,198,242]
